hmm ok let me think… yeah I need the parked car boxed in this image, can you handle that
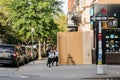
[20,46,31,63]
[33,47,38,60]
[0,44,24,67]
[26,46,38,61]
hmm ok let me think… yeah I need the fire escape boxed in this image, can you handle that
[67,0,81,32]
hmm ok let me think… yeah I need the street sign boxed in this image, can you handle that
[90,16,108,22]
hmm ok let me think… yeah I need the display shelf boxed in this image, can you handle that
[105,38,120,40]
[106,52,120,54]
[102,29,120,53]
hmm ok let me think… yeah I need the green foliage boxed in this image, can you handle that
[5,0,63,45]
[54,13,67,32]
[0,0,17,44]
[0,0,9,26]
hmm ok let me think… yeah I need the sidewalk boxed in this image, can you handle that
[16,59,120,79]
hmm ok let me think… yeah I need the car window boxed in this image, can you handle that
[21,47,24,50]
[0,45,15,53]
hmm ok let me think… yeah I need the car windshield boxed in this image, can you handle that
[0,45,15,53]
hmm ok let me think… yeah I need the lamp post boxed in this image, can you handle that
[31,28,34,63]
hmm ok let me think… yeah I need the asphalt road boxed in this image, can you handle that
[0,75,79,80]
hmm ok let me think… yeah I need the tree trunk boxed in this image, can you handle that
[44,40,46,54]
[38,39,42,60]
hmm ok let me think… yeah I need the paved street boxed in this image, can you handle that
[0,58,120,80]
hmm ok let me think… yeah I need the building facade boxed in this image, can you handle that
[67,0,120,64]
[68,0,120,31]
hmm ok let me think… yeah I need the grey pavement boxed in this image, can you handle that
[14,58,120,79]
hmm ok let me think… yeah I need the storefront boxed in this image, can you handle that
[91,4,120,64]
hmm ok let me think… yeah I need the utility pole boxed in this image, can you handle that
[90,13,108,75]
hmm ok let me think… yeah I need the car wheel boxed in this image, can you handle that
[36,53,38,60]
[25,58,29,63]
[15,61,19,67]
[22,59,25,65]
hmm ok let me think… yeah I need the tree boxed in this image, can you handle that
[47,13,67,44]
[54,13,67,32]
[0,0,19,44]
[6,0,63,45]
[0,0,10,26]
